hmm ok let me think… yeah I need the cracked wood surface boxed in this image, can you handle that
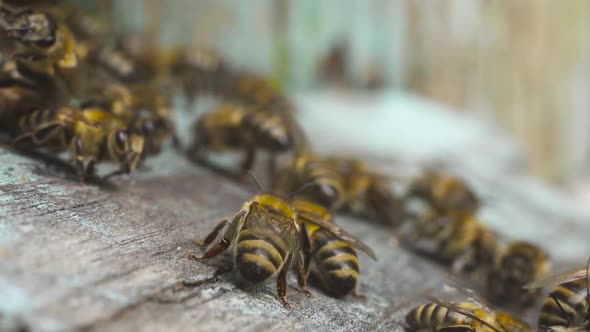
[1,93,590,332]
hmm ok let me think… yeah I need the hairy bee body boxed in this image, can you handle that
[487,241,550,308]
[234,195,297,284]
[189,104,294,175]
[407,210,498,272]
[190,194,301,308]
[406,302,498,332]
[408,171,480,214]
[273,154,345,210]
[293,199,360,296]
[85,82,174,155]
[406,300,532,332]
[14,106,144,181]
[539,279,589,331]
[327,157,403,225]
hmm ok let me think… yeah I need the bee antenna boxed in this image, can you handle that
[246,172,264,193]
[551,294,570,326]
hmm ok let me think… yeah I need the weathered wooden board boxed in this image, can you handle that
[1,93,589,332]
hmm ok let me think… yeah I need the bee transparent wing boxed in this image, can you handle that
[424,296,503,332]
[524,267,587,289]
[247,202,299,251]
[301,214,376,260]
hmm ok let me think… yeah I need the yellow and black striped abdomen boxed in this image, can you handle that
[234,227,287,284]
[539,279,589,329]
[405,302,489,331]
[311,228,359,296]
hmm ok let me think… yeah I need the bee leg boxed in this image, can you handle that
[277,253,294,309]
[188,211,245,261]
[72,136,87,185]
[295,261,312,297]
[213,265,234,277]
[194,219,229,247]
[351,291,367,301]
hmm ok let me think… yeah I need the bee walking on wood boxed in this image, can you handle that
[328,157,404,226]
[293,199,376,297]
[401,209,499,273]
[525,257,590,331]
[13,106,144,183]
[407,170,480,215]
[187,104,303,178]
[188,193,303,308]
[486,240,550,308]
[405,295,532,332]
[272,154,345,210]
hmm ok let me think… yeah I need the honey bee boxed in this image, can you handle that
[402,209,498,273]
[486,241,550,308]
[188,193,303,308]
[328,157,404,226]
[1,5,78,76]
[406,296,532,332]
[272,154,345,210]
[187,104,299,177]
[83,82,175,155]
[13,105,144,183]
[292,199,376,297]
[525,259,590,331]
[407,170,480,215]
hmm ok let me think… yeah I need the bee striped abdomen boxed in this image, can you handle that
[312,228,359,295]
[405,303,476,330]
[235,228,287,284]
[539,279,589,328]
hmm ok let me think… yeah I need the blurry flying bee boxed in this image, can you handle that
[328,157,404,226]
[405,296,532,332]
[407,170,480,215]
[272,154,345,210]
[486,241,550,308]
[401,209,498,273]
[187,104,300,178]
[292,199,376,297]
[188,192,303,309]
[525,258,590,331]
[13,105,144,183]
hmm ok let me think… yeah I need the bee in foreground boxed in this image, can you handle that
[187,104,301,178]
[400,209,498,273]
[525,258,590,331]
[272,154,345,210]
[188,193,302,308]
[292,199,376,297]
[486,240,550,308]
[407,170,480,215]
[13,105,144,183]
[405,296,532,332]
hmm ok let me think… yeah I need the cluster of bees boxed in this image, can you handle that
[1,2,588,331]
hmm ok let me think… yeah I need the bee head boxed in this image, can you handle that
[6,11,55,47]
[109,129,144,173]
